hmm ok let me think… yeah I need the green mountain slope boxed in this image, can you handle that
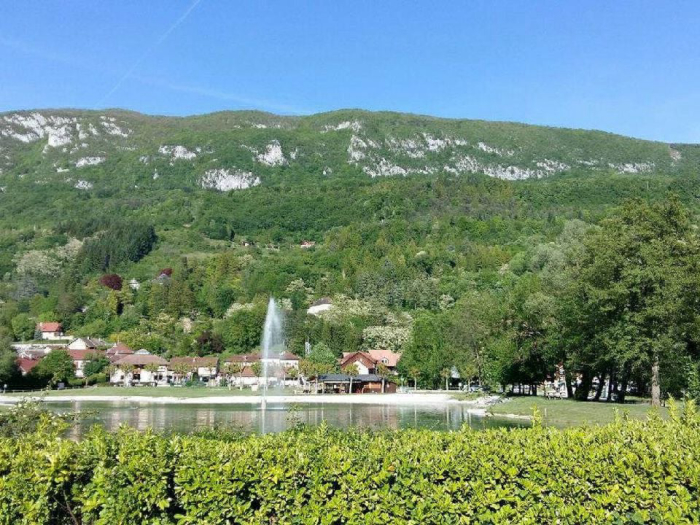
[1,108,696,193]
[2,109,700,391]
[1,108,698,263]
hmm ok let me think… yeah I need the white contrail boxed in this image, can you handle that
[97,0,203,107]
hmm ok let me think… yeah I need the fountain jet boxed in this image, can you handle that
[260,297,285,413]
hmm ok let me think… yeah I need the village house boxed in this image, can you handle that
[36,322,64,340]
[68,349,106,378]
[315,349,402,394]
[17,357,40,376]
[106,342,134,362]
[110,350,169,386]
[15,345,52,360]
[169,356,218,382]
[307,297,333,316]
[68,337,108,351]
[339,350,401,375]
[223,351,301,386]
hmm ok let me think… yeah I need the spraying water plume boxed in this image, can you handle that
[260,297,285,413]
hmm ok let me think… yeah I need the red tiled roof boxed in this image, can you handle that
[367,349,401,367]
[17,358,40,374]
[278,351,300,361]
[340,351,376,367]
[38,322,62,332]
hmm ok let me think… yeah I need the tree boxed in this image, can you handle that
[398,312,451,388]
[440,368,451,391]
[307,342,338,367]
[144,363,160,383]
[0,338,19,386]
[251,362,263,382]
[120,364,134,386]
[287,366,299,385]
[83,353,110,377]
[345,363,359,393]
[195,331,224,356]
[11,314,35,342]
[564,198,700,407]
[33,349,75,386]
[409,366,421,390]
[171,362,191,384]
[225,362,243,387]
[376,363,390,393]
[215,303,266,353]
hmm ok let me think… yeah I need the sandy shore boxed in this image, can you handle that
[0,393,497,408]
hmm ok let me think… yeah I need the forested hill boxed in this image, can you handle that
[1,108,700,265]
[2,108,700,396]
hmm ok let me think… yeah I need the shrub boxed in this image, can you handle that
[1,406,700,523]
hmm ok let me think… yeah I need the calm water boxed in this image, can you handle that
[50,401,528,437]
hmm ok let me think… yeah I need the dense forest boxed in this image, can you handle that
[2,108,700,403]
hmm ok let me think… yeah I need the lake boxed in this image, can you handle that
[50,401,528,437]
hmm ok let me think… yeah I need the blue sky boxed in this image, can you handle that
[1,1,699,142]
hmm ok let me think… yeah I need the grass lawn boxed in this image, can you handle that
[489,396,667,426]
[6,386,298,398]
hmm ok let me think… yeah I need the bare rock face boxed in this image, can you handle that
[200,168,261,191]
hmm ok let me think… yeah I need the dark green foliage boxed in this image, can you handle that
[80,221,157,272]
[0,338,19,386]
[32,349,75,385]
[83,353,110,377]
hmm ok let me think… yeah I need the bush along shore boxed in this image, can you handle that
[1,403,699,524]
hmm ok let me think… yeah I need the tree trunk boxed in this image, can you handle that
[651,357,661,407]
[593,373,606,401]
[574,370,593,401]
[618,371,629,404]
[565,372,574,398]
[606,371,615,402]
[445,377,449,391]
[349,377,353,394]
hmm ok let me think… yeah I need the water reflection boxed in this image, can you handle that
[57,401,528,438]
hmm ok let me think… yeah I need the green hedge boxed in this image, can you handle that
[1,406,699,523]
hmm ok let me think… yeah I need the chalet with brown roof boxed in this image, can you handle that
[339,350,401,375]
[37,322,63,340]
[340,351,378,375]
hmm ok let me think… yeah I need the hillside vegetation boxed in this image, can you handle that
[2,109,700,400]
